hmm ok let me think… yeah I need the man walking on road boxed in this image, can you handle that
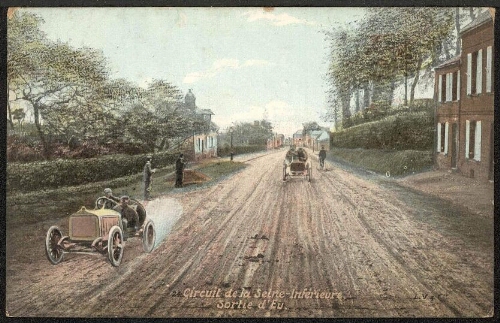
[175,153,185,188]
[319,146,327,169]
[143,155,155,200]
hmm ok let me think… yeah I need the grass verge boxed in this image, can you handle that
[6,160,246,227]
[328,147,433,177]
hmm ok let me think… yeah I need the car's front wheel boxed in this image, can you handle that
[45,226,64,265]
[108,226,124,266]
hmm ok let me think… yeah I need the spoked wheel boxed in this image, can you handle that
[108,226,124,266]
[142,220,156,253]
[45,226,64,265]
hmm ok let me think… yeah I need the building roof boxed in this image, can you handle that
[309,130,323,137]
[195,108,214,115]
[461,10,493,35]
[317,131,330,141]
[434,55,460,70]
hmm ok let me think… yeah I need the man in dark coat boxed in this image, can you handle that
[114,195,139,230]
[319,146,327,168]
[175,153,185,188]
[143,155,155,200]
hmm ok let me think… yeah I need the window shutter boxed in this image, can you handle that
[476,49,482,94]
[474,121,481,161]
[438,74,442,102]
[486,46,492,92]
[457,70,460,100]
[446,73,451,102]
[444,122,449,154]
[437,123,442,152]
[467,53,472,95]
[465,120,470,158]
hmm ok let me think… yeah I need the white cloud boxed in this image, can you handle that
[183,58,273,84]
[242,9,316,26]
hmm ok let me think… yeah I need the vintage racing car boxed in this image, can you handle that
[283,154,312,182]
[45,196,156,267]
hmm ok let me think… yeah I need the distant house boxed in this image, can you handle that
[434,10,494,181]
[267,134,285,149]
[292,130,303,147]
[304,129,330,151]
[182,89,218,161]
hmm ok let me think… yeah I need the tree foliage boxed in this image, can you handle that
[7,11,216,160]
[325,8,456,128]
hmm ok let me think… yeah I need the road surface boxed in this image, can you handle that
[6,150,493,317]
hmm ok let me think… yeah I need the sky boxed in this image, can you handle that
[21,7,366,137]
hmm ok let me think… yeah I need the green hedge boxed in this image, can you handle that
[329,148,433,176]
[217,145,266,157]
[331,112,433,150]
[7,151,179,193]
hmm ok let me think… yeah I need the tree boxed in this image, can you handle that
[302,121,322,136]
[8,11,110,157]
[326,7,455,124]
[231,120,273,146]
[359,8,454,105]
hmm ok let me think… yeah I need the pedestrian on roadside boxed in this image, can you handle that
[319,146,327,169]
[175,153,185,188]
[143,155,156,200]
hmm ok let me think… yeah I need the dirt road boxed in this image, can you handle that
[6,150,493,318]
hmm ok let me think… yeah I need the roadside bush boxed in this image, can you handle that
[331,111,433,150]
[329,147,433,176]
[7,151,178,193]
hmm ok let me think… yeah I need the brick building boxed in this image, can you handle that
[434,10,494,181]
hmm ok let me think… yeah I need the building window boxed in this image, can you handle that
[467,50,482,95]
[465,120,482,161]
[441,74,446,102]
[452,71,458,101]
[437,122,449,153]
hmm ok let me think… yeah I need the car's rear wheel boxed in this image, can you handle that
[142,220,156,253]
[108,226,124,266]
[45,226,64,265]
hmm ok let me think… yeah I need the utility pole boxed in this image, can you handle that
[229,127,234,161]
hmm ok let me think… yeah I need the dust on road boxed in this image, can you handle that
[6,150,493,318]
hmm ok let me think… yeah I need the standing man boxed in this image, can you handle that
[143,155,156,200]
[175,153,185,188]
[319,146,327,169]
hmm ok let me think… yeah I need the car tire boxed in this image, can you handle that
[45,226,64,265]
[108,225,124,266]
[142,220,156,253]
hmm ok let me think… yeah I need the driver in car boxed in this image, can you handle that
[96,188,120,209]
[113,195,139,231]
[297,148,308,162]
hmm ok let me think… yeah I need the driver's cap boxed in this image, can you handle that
[104,188,112,194]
